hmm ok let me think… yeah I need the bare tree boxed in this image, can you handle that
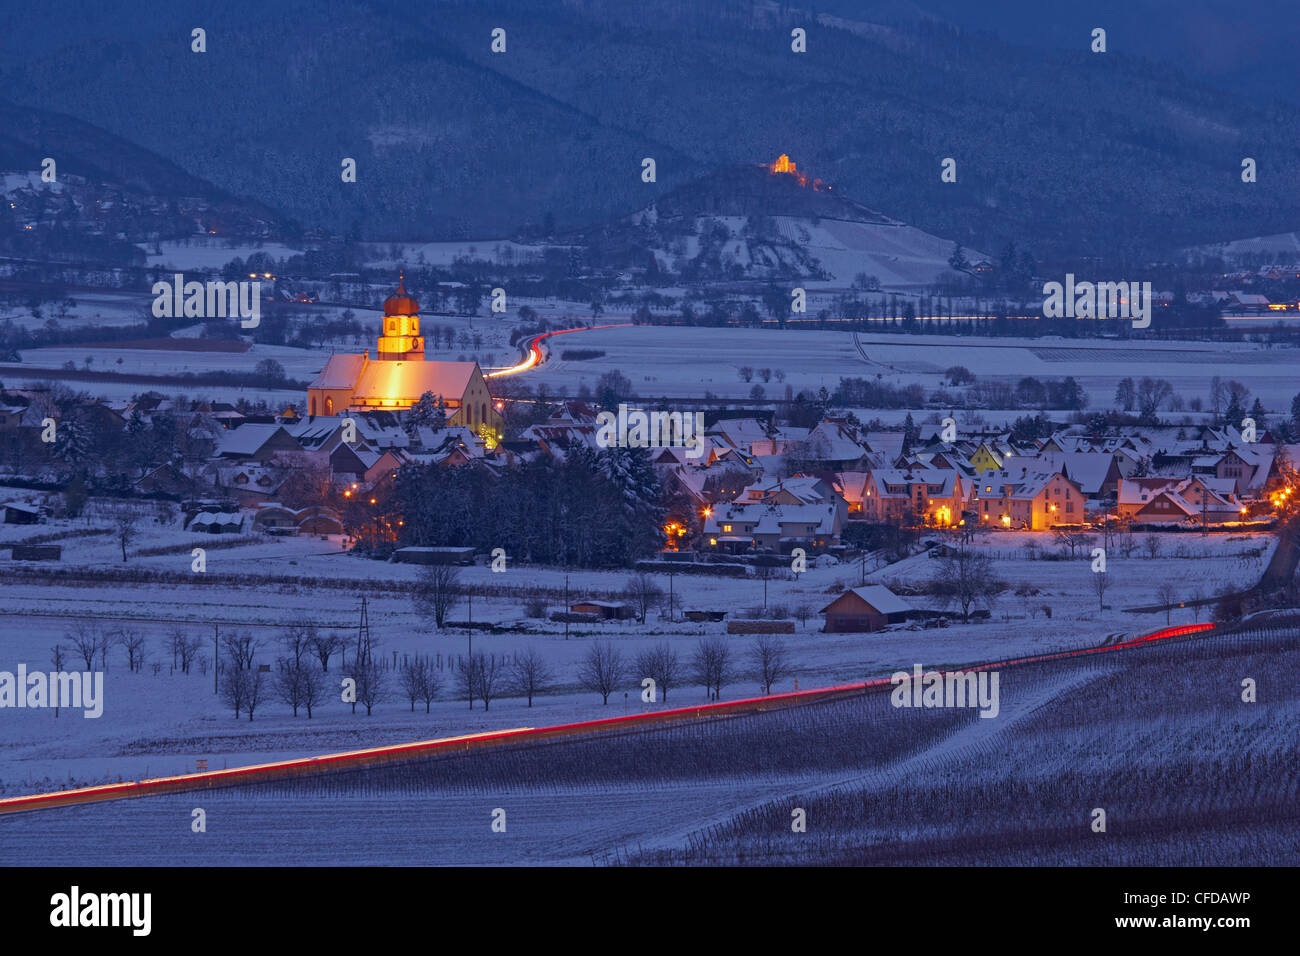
[453,654,479,710]
[221,631,261,671]
[1117,525,1138,558]
[168,627,186,671]
[310,630,345,672]
[750,635,790,696]
[474,653,506,711]
[114,509,141,562]
[635,642,681,703]
[179,633,202,674]
[929,543,1004,622]
[279,625,315,668]
[401,657,429,712]
[623,573,664,625]
[510,646,553,707]
[245,668,266,721]
[119,629,146,673]
[794,603,814,629]
[1143,535,1162,559]
[1091,571,1109,611]
[67,624,102,670]
[50,643,66,717]
[351,657,385,716]
[220,665,251,718]
[300,664,324,718]
[1053,528,1095,560]
[578,641,626,704]
[1156,582,1178,624]
[691,637,731,701]
[412,565,461,629]
[277,661,308,716]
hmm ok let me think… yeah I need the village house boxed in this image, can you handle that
[860,468,967,526]
[971,470,1085,530]
[1117,477,1244,525]
[703,499,842,553]
[213,423,302,462]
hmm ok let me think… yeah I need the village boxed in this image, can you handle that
[0,279,1295,638]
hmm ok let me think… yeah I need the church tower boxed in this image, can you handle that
[376,275,424,361]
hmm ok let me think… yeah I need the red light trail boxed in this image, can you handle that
[0,622,1218,816]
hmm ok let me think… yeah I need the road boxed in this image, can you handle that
[486,323,632,378]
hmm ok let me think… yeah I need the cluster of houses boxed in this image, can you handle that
[661,416,1293,552]
[1,382,1295,553]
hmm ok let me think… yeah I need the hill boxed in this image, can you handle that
[2,0,1298,259]
[580,156,980,287]
[0,100,283,262]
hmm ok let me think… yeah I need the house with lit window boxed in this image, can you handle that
[703,500,842,553]
[860,468,967,526]
[307,278,504,441]
[1117,477,1243,524]
[972,469,1084,530]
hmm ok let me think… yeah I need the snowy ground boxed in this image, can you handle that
[0,520,1271,797]
[2,623,1291,866]
[525,324,1300,413]
[8,279,1296,420]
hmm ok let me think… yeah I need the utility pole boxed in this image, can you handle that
[357,595,371,665]
[213,625,218,695]
[564,574,569,640]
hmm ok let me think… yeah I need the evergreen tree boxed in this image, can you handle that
[407,391,447,431]
[1248,397,1267,430]
[902,413,919,454]
[1224,391,1245,429]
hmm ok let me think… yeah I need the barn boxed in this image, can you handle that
[1,502,40,524]
[820,585,913,633]
[569,601,636,621]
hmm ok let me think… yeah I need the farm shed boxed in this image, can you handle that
[726,620,795,634]
[1,502,40,525]
[391,546,476,566]
[820,585,913,633]
[684,610,727,623]
[11,544,60,561]
[188,511,243,534]
[569,601,636,621]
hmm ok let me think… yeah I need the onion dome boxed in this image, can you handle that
[383,274,419,316]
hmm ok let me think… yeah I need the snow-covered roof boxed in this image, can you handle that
[823,585,913,616]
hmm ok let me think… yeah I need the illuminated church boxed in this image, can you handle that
[307,277,504,439]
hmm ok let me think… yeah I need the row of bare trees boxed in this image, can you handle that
[577,635,791,705]
[56,622,204,675]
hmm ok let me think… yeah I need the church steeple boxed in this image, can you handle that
[377,273,424,361]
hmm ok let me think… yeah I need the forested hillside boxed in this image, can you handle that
[2,0,1297,258]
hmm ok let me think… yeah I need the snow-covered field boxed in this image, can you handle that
[0,521,1270,799]
[2,622,1292,866]
[526,324,1300,412]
